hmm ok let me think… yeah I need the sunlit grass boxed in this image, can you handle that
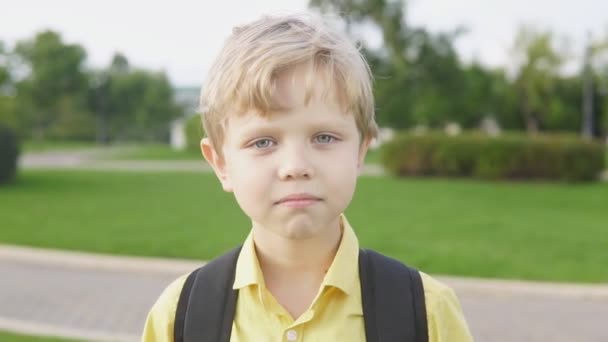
[1,170,607,283]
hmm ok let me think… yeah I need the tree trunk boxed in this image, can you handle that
[520,96,539,134]
[33,113,45,142]
[525,115,539,134]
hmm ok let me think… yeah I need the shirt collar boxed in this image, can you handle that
[233,229,265,290]
[232,214,360,296]
[321,214,360,295]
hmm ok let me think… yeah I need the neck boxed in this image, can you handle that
[252,218,343,278]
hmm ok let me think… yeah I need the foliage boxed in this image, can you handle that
[88,53,184,143]
[0,41,19,132]
[511,26,565,133]
[13,31,91,141]
[1,33,184,144]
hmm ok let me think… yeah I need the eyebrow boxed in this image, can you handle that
[231,111,355,139]
[234,126,280,145]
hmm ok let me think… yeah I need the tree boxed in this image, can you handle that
[460,63,519,129]
[405,29,469,127]
[581,32,608,138]
[89,53,184,142]
[0,42,9,87]
[0,41,18,132]
[88,53,131,144]
[511,26,565,133]
[14,31,91,140]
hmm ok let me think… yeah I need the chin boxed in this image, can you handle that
[281,218,319,240]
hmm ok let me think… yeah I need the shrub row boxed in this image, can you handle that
[380,132,606,182]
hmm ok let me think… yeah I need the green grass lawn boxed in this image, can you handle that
[0,331,80,342]
[1,170,607,283]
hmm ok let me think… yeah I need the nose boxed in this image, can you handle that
[277,144,314,181]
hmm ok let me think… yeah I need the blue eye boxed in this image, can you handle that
[315,134,335,144]
[253,139,274,149]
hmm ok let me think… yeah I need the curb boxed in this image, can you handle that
[438,275,608,299]
[0,244,203,275]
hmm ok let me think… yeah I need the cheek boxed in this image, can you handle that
[231,179,266,219]
[228,159,272,212]
[325,171,358,215]
[323,151,360,203]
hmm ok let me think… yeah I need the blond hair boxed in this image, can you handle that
[200,12,378,151]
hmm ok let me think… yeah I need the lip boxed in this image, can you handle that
[276,193,321,208]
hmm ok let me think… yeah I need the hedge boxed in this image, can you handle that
[381,132,606,182]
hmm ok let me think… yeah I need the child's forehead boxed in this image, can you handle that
[221,64,349,121]
[274,64,344,109]
[228,99,352,127]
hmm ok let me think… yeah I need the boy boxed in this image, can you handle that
[142,12,472,342]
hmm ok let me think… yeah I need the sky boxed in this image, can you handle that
[1,0,607,87]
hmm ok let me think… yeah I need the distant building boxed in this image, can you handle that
[170,118,187,150]
[171,87,200,150]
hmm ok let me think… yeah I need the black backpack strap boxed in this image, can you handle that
[174,246,242,342]
[359,249,428,342]
[174,268,197,342]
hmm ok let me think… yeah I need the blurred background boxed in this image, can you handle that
[0,1,607,341]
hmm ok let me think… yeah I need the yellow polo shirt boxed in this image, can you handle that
[141,216,472,341]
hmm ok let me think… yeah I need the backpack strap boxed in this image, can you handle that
[359,249,428,342]
[175,246,428,342]
[174,246,242,342]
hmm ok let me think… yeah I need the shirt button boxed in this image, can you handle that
[286,329,298,341]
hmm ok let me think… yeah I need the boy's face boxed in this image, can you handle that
[202,67,369,241]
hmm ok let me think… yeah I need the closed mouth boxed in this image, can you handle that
[275,193,322,205]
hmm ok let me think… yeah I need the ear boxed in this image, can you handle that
[357,137,372,174]
[201,138,233,192]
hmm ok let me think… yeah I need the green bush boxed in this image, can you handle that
[0,124,19,184]
[185,114,204,153]
[381,132,606,182]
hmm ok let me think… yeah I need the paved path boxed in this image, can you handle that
[1,245,608,342]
